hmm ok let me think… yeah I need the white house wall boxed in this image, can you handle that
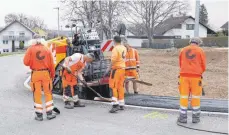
[0,22,33,53]
[163,18,207,38]
[127,38,142,48]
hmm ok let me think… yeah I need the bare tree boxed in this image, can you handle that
[123,1,189,47]
[61,0,124,40]
[4,13,47,29]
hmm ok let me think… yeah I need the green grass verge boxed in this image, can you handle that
[0,52,24,57]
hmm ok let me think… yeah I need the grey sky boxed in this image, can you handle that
[0,0,228,31]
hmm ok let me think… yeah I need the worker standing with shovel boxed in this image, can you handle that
[178,37,206,124]
[61,53,95,109]
[123,39,140,94]
[23,35,57,121]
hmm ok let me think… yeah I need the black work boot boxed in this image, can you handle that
[177,113,187,124]
[65,101,74,109]
[192,113,200,123]
[119,105,124,110]
[109,105,119,113]
[35,112,43,121]
[134,91,138,94]
[46,111,56,120]
[74,100,85,107]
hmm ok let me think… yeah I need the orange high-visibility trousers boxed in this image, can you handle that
[62,70,79,102]
[178,76,202,115]
[30,70,54,113]
[125,69,139,79]
[109,69,125,105]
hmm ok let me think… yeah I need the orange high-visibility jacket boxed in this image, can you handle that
[23,44,55,78]
[111,44,127,69]
[179,44,206,77]
[125,47,140,70]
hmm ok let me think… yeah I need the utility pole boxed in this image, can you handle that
[54,7,60,36]
[194,0,200,37]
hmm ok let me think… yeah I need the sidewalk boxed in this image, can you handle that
[125,94,228,113]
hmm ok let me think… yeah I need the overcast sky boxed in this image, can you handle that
[0,0,228,31]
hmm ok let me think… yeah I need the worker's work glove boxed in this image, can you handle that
[65,67,72,74]
[136,68,140,73]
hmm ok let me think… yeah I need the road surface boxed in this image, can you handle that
[0,54,228,135]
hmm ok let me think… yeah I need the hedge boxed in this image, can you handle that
[141,37,228,49]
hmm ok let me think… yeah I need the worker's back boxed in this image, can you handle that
[179,44,206,77]
[111,44,127,69]
[24,44,53,71]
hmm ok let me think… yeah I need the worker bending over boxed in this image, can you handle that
[178,37,206,123]
[124,40,140,94]
[62,53,95,109]
[109,36,127,113]
[23,35,56,121]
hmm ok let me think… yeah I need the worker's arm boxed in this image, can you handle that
[135,49,140,68]
[77,68,84,81]
[49,51,55,79]
[200,49,206,72]
[111,48,118,66]
[23,47,32,66]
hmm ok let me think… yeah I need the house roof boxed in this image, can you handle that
[154,16,216,35]
[220,21,228,29]
[0,20,35,34]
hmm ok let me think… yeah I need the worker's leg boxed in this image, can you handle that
[73,84,85,107]
[133,82,138,94]
[109,69,119,113]
[190,77,202,123]
[42,71,56,120]
[117,69,125,110]
[133,70,138,94]
[177,76,190,123]
[125,81,130,94]
[62,73,74,109]
[31,71,43,121]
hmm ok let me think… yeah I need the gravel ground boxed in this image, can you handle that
[105,47,228,99]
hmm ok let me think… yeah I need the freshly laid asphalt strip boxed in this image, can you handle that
[124,94,228,113]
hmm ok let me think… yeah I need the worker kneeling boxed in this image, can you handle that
[178,37,206,124]
[109,36,127,113]
[62,53,95,109]
[124,40,140,94]
[23,35,56,121]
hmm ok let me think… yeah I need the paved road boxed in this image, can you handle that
[0,54,228,135]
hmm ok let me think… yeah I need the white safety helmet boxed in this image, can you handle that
[189,37,203,45]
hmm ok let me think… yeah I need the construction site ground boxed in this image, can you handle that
[0,54,228,135]
[104,47,228,99]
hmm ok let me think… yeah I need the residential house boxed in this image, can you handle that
[154,16,216,39]
[220,21,228,36]
[220,21,228,31]
[0,20,35,53]
[47,30,73,39]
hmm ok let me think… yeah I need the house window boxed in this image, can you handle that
[186,35,190,38]
[3,40,8,44]
[175,35,181,39]
[19,32,25,36]
[3,49,9,52]
[186,24,195,30]
[174,24,182,29]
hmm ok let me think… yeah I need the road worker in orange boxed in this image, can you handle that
[123,40,140,94]
[109,36,127,113]
[62,53,95,109]
[23,35,56,121]
[178,37,206,124]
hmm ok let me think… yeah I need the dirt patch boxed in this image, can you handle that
[105,47,228,99]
